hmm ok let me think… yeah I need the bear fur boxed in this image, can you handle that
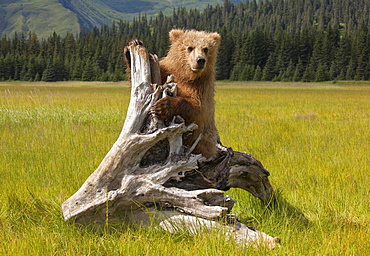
[125,29,221,159]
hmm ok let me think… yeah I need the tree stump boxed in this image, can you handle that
[61,43,279,248]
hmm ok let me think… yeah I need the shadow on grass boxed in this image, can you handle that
[266,190,309,225]
[237,189,310,229]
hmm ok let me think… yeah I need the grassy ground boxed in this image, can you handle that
[0,81,369,255]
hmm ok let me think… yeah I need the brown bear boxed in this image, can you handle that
[126,29,221,159]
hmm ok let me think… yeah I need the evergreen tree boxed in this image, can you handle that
[230,62,243,81]
[262,54,276,81]
[71,57,83,80]
[302,64,313,82]
[309,31,325,75]
[253,65,262,81]
[293,59,304,82]
[0,55,5,80]
[42,58,57,82]
[281,59,295,81]
[34,72,40,81]
[82,59,94,81]
[346,59,356,80]
[26,56,38,81]
[216,26,234,80]
[315,62,327,82]
[354,23,370,80]
[3,53,14,80]
[330,33,351,80]
[27,32,40,56]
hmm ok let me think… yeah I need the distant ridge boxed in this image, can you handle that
[0,0,236,38]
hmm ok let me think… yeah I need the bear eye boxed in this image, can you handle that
[187,47,194,52]
[203,48,209,54]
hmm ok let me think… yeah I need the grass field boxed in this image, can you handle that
[0,81,369,255]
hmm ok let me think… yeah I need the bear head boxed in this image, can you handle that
[165,29,221,80]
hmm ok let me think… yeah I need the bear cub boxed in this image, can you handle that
[125,29,221,159]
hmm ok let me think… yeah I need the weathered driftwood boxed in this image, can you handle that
[61,43,279,248]
[164,147,274,204]
[160,215,280,249]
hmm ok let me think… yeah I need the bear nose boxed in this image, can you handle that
[196,57,206,67]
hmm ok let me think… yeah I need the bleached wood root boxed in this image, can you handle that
[62,43,231,223]
[159,215,280,249]
[61,42,279,248]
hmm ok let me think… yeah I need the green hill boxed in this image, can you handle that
[0,0,228,38]
[0,0,80,39]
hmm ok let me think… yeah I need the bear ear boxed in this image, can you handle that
[169,29,185,43]
[209,32,221,46]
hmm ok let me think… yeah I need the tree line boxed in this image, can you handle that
[0,0,369,82]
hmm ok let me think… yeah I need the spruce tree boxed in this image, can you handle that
[345,59,356,80]
[302,64,313,82]
[293,59,304,82]
[71,57,82,80]
[34,72,40,81]
[82,59,94,81]
[253,65,262,81]
[282,60,295,81]
[0,55,5,80]
[261,54,276,81]
[230,62,243,81]
[42,58,57,82]
[315,62,327,82]
[216,26,234,80]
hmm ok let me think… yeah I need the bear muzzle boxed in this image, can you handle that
[191,57,206,72]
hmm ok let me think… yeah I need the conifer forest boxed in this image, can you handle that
[0,0,370,82]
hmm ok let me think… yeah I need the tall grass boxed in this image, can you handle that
[1,81,369,255]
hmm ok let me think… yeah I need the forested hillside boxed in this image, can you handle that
[1,0,370,82]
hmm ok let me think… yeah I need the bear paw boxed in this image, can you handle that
[124,38,144,67]
[151,97,177,121]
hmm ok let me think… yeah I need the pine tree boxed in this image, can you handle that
[34,72,40,81]
[293,59,304,82]
[82,59,94,81]
[3,53,14,80]
[240,65,248,81]
[24,57,37,81]
[216,26,234,80]
[262,54,276,81]
[253,65,262,81]
[71,57,82,80]
[0,55,5,80]
[315,62,327,82]
[354,23,370,80]
[42,58,57,82]
[281,59,295,81]
[230,62,243,81]
[309,31,325,75]
[302,64,313,82]
[345,59,356,80]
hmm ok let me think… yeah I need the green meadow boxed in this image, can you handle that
[0,81,369,255]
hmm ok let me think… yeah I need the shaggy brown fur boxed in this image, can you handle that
[125,29,221,158]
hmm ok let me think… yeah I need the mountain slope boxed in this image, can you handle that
[59,0,225,30]
[0,0,228,38]
[0,0,80,38]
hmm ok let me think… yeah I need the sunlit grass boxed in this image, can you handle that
[1,81,369,255]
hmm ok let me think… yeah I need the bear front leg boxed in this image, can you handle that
[153,96,200,124]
